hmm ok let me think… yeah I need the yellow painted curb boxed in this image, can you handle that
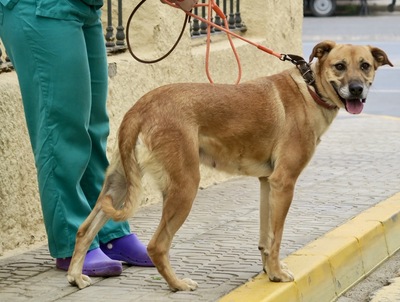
[362,113,400,121]
[219,192,400,302]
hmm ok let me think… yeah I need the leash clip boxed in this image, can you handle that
[279,53,290,62]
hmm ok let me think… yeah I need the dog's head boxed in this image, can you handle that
[309,40,393,114]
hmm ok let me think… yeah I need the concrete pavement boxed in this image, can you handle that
[0,111,399,302]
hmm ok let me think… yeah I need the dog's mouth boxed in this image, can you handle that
[331,83,366,114]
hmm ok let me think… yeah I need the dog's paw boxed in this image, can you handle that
[268,267,294,283]
[67,274,92,289]
[170,278,198,291]
[264,260,294,283]
[182,278,198,290]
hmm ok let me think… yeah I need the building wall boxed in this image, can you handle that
[0,0,303,257]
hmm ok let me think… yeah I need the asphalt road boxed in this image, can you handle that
[303,12,400,302]
[302,12,400,117]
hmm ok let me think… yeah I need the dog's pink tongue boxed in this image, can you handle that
[345,99,364,114]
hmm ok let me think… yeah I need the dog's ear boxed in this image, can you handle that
[369,46,393,68]
[309,40,336,63]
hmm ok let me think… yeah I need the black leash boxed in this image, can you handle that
[126,0,190,64]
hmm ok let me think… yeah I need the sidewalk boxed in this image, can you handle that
[0,112,399,302]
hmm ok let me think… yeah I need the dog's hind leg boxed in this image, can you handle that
[146,134,201,291]
[68,157,128,289]
[67,200,109,289]
[148,179,200,291]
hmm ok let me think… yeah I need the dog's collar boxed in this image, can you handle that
[283,54,338,111]
[307,87,338,110]
[282,54,315,85]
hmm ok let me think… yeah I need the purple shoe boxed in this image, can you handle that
[100,234,154,267]
[56,247,122,277]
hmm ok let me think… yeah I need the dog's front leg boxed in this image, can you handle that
[258,177,271,270]
[259,173,294,282]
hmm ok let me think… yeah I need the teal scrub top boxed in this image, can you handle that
[0,0,104,10]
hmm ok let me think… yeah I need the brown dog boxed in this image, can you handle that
[67,41,392,291]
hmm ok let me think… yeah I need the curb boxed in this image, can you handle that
[219,192,400,302]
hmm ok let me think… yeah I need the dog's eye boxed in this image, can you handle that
[361,62,371,71]
[334,63,346,71]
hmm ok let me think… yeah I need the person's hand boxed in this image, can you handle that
[160,0,198,12]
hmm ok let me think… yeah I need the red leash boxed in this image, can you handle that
[127,0,295,84]
[127,1,334,110]
[163,0,285,84]
[164,0,283,58]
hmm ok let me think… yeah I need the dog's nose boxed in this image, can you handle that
[349,82,364,97]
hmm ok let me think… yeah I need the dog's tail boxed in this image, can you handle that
[101,109,143,221]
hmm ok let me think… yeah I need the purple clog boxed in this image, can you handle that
[56,247,122,276]
[100,234,154,267]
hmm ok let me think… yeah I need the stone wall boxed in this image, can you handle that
[0,0,303,257]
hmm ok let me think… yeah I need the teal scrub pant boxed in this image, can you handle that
[0,0,130,258]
